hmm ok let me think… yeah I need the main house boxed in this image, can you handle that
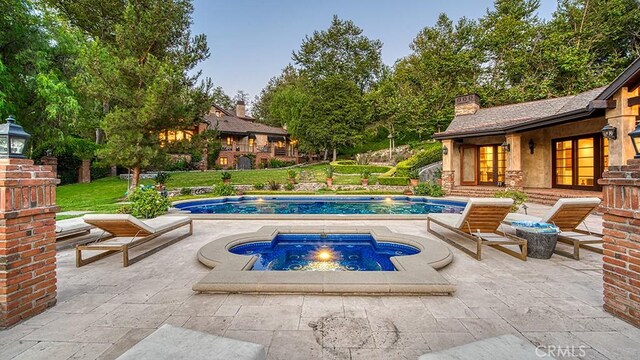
[435,57,640,202]
[160,101,299,169]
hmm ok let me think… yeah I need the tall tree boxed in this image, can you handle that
[211,86,233,110]
[53,0,212,188]
[252,64,300,126]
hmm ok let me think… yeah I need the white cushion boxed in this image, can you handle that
[503,213,542,225]
[55,218,93,234]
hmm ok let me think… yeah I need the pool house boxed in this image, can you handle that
[435,57,640,203]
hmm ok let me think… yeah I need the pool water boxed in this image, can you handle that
[175,196,465,215]
[229,233,420,271]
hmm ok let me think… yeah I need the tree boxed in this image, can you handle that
[252,64,300,126]
[54,0,212,188]
[292,15,383,93]
[211,86,233,110]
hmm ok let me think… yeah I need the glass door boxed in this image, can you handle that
[460,146,477,185]
[479,146,495,184]
[552,135,603,190]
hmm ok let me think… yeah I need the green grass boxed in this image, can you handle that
[56,163,410,215]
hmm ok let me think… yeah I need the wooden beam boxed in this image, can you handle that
[588,100,617,109]
[628,96,640,107]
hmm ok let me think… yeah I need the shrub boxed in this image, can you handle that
[361,169,371,179]
[377,177,409,186]
[117,204,132,214]
[284,183,294,191]
[180,187,192,196]
[221,171,232,181]
[408,168,420,180]
[325,165,334,178]
[329,161,391,174]
[128,188,172,219]
[354,153,370,165]
[90,163,112,180]
[494,189,528,212]
[267,180,280,190]
[212,184,236,197]
[413,183,445,197]
[154,171,171,185]
[396,143,442,177]
[287,169,297,179]
[254,182,265,190]
[268,158,295,168]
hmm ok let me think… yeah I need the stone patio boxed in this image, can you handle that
[1,201,639,360]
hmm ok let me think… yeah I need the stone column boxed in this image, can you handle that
[607,86,639,167]
[0,158,58,328]
[440,139,455,193]
[599,159,640,327]
[78,159,91,183]
[505,133,524,190]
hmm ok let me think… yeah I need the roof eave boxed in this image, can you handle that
[595,57,640,101]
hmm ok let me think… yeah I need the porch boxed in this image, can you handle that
[447,185,603,206]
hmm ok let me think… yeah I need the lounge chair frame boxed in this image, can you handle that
[76,218,192,267]
[427,217,527,261]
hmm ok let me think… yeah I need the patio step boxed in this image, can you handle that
[448,187,602,206]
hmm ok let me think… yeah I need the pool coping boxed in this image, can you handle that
[172,195,466,220]
[193,226,455,295]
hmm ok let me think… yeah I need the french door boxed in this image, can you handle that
[478,145,506,185]
[552,134,607,190]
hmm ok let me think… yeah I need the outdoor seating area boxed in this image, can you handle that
[1,206,638,359]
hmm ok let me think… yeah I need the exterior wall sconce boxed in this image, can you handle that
[442,145,448,155]
[501,141,510,153]
[528,139,536,154]
[601,123,617,140]
[0,115,31,159]
[629,123,640,159]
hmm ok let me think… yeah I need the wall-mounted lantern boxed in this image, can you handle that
[442,145,448,156]
[528,139,536,154]
[601,123,617,140]
[501,141,510,153]
[0,115,31,159]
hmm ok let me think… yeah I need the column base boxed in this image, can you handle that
[441,171,455,193]
[505,170,523,190]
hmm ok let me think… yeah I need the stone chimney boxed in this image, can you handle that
[454,94,480,116]
[235,100,246,118]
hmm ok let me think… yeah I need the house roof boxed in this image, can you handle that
[203,112,288,136]
[434,56,640,140]
[434,87,607,139]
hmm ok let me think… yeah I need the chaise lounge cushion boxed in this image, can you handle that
[55,217,93,236]
[82,214,191,235]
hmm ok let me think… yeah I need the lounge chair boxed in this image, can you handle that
[76,214,193,267]
[427,198,527,261]
[56,217,94,240]
[503,198,602,260]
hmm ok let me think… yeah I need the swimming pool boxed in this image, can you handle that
[174,196,465,217]
[229,233,420,271]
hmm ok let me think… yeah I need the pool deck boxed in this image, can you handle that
[1,201,639,359]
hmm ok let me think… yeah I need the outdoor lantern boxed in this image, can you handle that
[501,141,510,153]
[0,115,31,159]
[601,123,617,140]
[528,139,536,154]
[628,122,640,159]
[442,145,448,155]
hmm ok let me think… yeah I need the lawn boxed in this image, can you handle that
[56,164,398,216]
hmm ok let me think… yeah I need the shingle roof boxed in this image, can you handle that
[204,113,288,136]
[436,86,607,138]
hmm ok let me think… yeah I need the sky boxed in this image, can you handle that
[191,0,557,105]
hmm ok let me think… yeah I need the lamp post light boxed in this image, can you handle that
[628,123,640,159]
[442,145,448,156]
[0,115,31,159]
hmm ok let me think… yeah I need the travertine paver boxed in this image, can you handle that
[0,202,639,360]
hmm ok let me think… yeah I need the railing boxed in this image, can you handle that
[274,147,286,156]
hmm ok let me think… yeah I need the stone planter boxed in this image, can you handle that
[326,178,333,187]
[223,179,231,185]
[410,179,419,186]
[288,178,296,185]
[361,179,369,186]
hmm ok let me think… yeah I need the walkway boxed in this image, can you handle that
[0,206,638,359]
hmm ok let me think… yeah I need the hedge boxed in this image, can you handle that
[377,176,409,186]
[396,143,442,177]
[329,161,391,174]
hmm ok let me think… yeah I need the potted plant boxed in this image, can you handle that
[403,186,413,195]
[154,172,171,191]
[287,169,297,184]
[409,168,420,186]
[360,169,370,186]
[221,171,232,184]
[325,166,334,187]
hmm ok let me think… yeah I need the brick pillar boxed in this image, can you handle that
[505,170,524,190]
[78,159,91,183]
[599,159,640,327]
[40,156,57,177]
[0,159,58,328]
